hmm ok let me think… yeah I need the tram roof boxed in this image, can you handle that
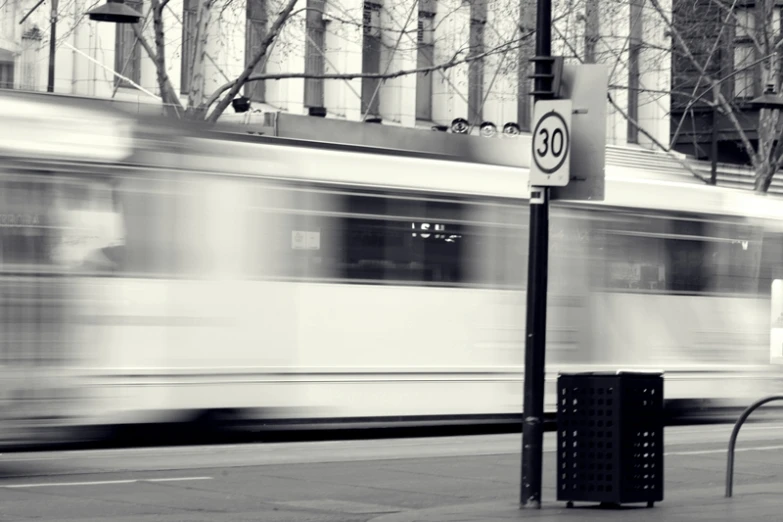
[0,89,137,164]
[1,90,778,212]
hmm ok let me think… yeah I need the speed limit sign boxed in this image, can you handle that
[530,100,572,187]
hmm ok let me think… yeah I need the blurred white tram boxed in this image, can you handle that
[2,90,783,442]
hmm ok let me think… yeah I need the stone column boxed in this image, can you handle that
[323,0,364,119]
[264,0,306,113]
[378,0,416,125]
[431,0,469,126]
[481,0,518,130]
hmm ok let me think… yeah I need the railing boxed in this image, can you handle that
[725,395,783,498]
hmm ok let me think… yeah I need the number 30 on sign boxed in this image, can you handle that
[530,99,572,187]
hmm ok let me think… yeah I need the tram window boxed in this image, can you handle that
[703,221,763,294]
[666,220,708,292]
[247,184,340,280]
[0,181,49,269]
[65,175,189,277]
[269,211,339,280]
[471,204,527,289]
[593,214,669,291]
[591,214,707,293]
[755,229,783,295]
[549,209,593,293]
[52,179,123,273]
[0,179,54,270]
[248,186,527,288]
[591,212,767,295]
[336,194,469,285]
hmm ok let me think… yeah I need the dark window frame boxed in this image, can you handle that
[114,0,143,88]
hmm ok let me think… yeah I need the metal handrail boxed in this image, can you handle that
[725,395,783,498]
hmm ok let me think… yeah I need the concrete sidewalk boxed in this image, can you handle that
[369,493,782,522]
[1,429,781,521]
[369,445,783,522]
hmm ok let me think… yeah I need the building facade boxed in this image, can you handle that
[670,0,779,164]
[1,0,671,147]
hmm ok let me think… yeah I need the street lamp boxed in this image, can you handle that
[749,84,783,110]
[22,0,139,94]
[87,0,142,24]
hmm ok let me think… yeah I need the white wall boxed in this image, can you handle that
[0,0,674,149]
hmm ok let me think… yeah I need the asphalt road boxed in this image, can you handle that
[0,424,781,521]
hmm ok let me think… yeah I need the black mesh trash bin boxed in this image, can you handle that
[556,371,664,508]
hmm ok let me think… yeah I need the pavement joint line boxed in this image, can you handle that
[0,476,214,488]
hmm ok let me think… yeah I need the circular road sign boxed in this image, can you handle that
[532,109,570,176]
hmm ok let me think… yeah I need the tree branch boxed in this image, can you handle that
[670,0,740,149]
[361,0,419,121]
[203,37,526,116]
[149,0,182,115]
[610,93,711,184]
[186,0,213,115]
[131,22,183,113]
[674,52,779,119]
[706,0,764,54]
[206,0,299,123]
[648,0,758,167]
[115,4,153,99]
[164,2,231,84]
[552,22,711,184]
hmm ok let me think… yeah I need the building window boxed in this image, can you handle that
[0,61,13,89]
[304,0,326,108]
[468,0,486,125]
[20,27,43,90]
[361,1,382,117]
[114,0,142,87]
[733,8,756,99]
[627,0,643,144]
[416,0,436,121]
[181,0,197,94]
[246,0,268,102]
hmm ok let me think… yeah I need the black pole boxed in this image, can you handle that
[47,0,58,93]
[710,88,718,185]
[520,0,551,509]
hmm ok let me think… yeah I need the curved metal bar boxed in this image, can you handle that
[726,395,783,498]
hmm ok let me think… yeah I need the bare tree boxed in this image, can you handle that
[103,0,535,123]
[650,0,783,192]
[534,0,709,178]
[527,0,783,192]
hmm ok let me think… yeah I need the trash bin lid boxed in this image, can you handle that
[557,369,665,377]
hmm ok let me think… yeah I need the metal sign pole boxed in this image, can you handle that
[520,0,552,508]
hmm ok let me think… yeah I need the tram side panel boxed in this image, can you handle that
[239,182,525,419]
[69,169,616,424]
[73,172,309,426]
[577,207,780,405]
[0,171,87,447]
[248,185,592,419]
[62,140,783,428]
[159,176,305,416]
